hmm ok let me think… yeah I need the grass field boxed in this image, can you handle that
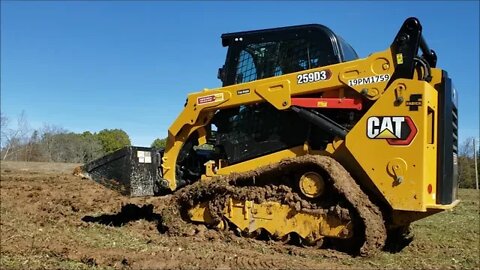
[1,161,478,269]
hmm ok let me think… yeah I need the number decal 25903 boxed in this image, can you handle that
[297,70,331,84]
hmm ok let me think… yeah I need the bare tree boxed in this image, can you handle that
[459,137,474,157]
[1,112,9,149]
[458,137,478,188]
[38,124,67,162]
[1,111,30,160]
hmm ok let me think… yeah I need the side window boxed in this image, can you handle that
[236,50,257,83]
[339,37,358,62]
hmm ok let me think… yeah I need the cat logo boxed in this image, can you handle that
[366,116,417,145]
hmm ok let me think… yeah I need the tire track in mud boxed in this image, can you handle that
[232,256,287,269]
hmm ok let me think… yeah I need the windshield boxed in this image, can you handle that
[220,24,355,86]
[338,36,358,62]
[234,38,337,84]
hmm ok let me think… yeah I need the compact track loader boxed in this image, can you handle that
[77,17,459,255]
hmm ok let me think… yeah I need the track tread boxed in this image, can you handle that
[174,155,387,256]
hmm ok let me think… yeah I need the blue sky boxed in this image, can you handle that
[1,1,478,147]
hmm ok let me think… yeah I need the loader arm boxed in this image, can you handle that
[162,49,394,190]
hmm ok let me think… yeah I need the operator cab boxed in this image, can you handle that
[218,24,358,86]
[176,24,360,185]
[205,24,360,167]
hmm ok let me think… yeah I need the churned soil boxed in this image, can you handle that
[1,161,478,269]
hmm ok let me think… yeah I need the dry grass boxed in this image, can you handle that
[354,189,479,269]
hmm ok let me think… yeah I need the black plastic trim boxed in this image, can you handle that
[222,24,337,47]
[436,71,458,204]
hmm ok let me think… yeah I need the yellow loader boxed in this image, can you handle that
[78,17,459,256]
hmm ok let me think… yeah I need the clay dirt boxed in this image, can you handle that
[0,161,478,269]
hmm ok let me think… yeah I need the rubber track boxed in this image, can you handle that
[176,155,387,256]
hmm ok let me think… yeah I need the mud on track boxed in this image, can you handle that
[170,155,386,256]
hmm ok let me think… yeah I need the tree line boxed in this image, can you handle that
[457,137,479,189]
[1,111,132,163]
[1,111,477,188]
[0,111,169,164]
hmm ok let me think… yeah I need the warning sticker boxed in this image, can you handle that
[197,93,224,105]
[317,101,328,107]
[137,151,152,164]
[237,89,250,95]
